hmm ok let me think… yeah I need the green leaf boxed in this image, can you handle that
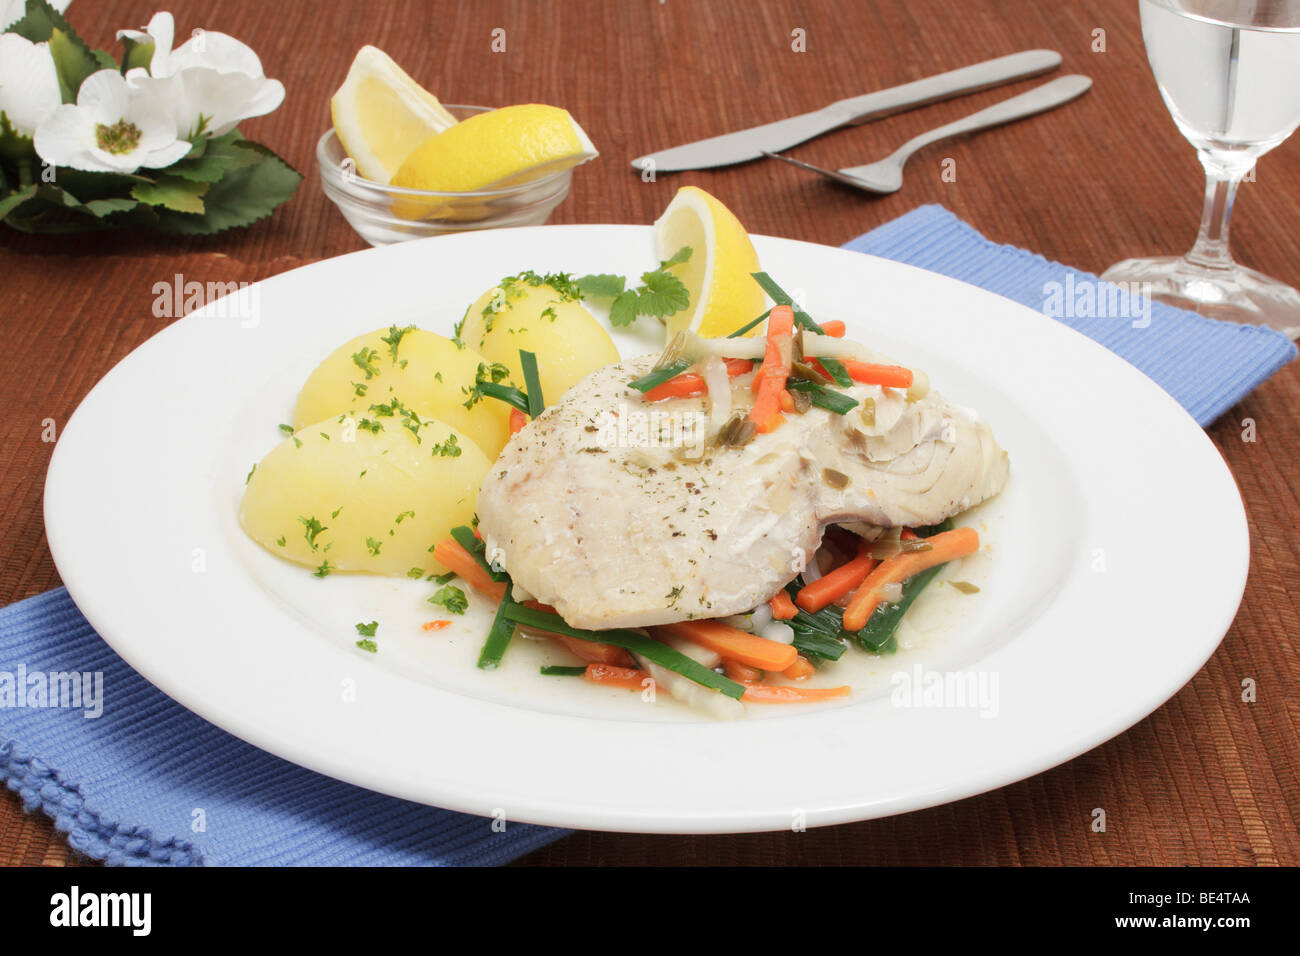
[91,48,118,70]
[608,289,641,327]
[155,144,302,235]
[636,269,690,317]
[0,112,36,162]
[166,131,261,183]
[575,273,626,299]
[659,245,692,268]
[48,29,99,102]
[120,35,154,73]
[0,185,38,223]
[131,176,209,214]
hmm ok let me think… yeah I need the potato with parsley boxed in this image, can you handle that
[457,271,619,405]
[293,325,512,459]
[240,408,489,576]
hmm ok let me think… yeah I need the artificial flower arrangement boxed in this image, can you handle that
[0,1,299,233]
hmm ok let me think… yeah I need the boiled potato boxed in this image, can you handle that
[458,273,619,405]
[294,326,511,459]
[241,412,489,576]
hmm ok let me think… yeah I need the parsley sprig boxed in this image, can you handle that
[576,246,692,327]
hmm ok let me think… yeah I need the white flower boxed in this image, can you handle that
[33,69,190,172]
[0,33,61,137]
[120,12,284,138]
[2,0,72,31]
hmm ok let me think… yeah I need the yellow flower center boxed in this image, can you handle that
[96,119,142,155]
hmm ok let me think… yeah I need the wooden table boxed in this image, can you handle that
[2,0,1296,867]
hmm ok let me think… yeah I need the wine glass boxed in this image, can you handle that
[1102,0,1300,338]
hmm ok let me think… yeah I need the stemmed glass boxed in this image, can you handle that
[1102,0,1300,338]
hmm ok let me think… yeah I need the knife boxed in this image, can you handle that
[630,49,1063,173]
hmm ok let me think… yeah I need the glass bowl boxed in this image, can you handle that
[316,105,576,246]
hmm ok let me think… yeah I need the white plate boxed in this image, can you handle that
[44,225,1248,833]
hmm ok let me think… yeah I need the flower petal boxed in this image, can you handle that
[0,34,62,136]
[74,70,131,124]
[33,103,116,172]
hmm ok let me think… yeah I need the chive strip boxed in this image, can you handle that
[750,272,851,385]
[817,356,853,388]
[787,379,859,414]
[519,349,544,418]
[503,605,746,700]
[726,308,772,338]
[477,596,517,669]
[751,272,826,333]
[628,358,691,393]
[448,525,508,582]
[476,381,530,414]
[540,665,587,677]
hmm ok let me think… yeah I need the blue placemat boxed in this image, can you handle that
[0,588,565,865]
[4,205,1293,866]
[844,204,1296,426]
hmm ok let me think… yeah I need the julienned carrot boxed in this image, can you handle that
[520,600,636,666]
[796,545,879,613]
[779,389,795,413]
[748,305,795,433]
[820,320,846,337]
[723,660,762,684]
[422,620,451,632]
[742,683,851,703]
[841,526,980,631]
[548,632,636,667]
[659,619,798,672]
[783,656,816,680]
[769,590,798,620]
[840,359,914,390]
[509,407,528,435]
[643,358,753,402]
[431,539,508,601]
[584,663,651,689]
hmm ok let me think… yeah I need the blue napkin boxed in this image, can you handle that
[0,588,565,865]
[4,205,1293,866]
[845,204,1296,426]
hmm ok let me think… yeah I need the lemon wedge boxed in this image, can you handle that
[330,46,458,183]
[391,104,597,194]
[652,186,767,340]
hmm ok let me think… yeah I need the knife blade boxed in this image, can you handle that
[631,49,1062,173]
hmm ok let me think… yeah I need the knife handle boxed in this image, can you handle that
[833,49,1062,126]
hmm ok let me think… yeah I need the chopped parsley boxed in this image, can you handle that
[395,510,415,524]
[431,433,462,458]
[299,515,327,550]
[278,423,294,436]
[351,347,381,380]
[380,324,416,363]
[355,621,379,637]
[407,567,425,579]
[365,537,383,556]
[428,584,468,615]
[355,639,378,653]
[312,560,334,578]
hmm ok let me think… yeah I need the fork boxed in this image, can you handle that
[763,74,1092,194]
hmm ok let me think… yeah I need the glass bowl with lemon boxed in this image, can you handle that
[320,47,598,246]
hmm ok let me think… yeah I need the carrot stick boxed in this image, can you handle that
[779,389,795,413]
[742,683,851,703]
[796,545,879,613]
[659,619,798,672]
[782,656,816,680]
[768,590,798,620]
[643,358,753,402]
[839,359,914,389]
[748,305,794,433]
[820,320,846,338]
[841,526,980,631]
[723,660,762,684]
[430,539,507,601]
[508,407,528,435]
[422,620,451,632]
[584,663,651,689]
[547,632,636,667]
